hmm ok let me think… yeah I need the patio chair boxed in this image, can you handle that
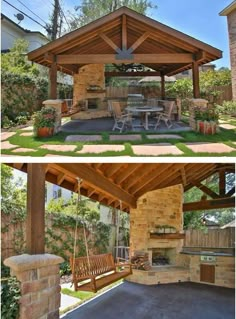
[111,101,133,132]
[154,101,175,129]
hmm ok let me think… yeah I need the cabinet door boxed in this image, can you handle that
[200,264,215,283]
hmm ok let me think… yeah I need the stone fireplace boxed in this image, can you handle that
[127,184,190,285]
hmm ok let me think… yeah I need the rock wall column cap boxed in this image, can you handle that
[4,254,64,272]
[43,100,64,105]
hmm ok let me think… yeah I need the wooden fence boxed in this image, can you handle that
[105,85,232,104]
[184,228,235,248]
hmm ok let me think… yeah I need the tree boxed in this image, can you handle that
[1,39,39,76]
[183,173,235,229]
[67,0,157,30]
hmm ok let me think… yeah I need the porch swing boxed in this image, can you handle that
[70,179,132,293]
[60,68,80,118]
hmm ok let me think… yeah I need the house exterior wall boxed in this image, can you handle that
[1,15,49,52]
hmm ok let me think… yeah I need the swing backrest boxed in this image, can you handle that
[71,253,116,279]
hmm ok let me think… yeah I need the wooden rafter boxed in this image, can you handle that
[183,196,235,211]
[192,181,220,199]
[122,14,127,50]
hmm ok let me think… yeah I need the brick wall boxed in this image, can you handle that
[227,9,236,100]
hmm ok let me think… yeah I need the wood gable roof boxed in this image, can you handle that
[28,6,222,76]
[10,163,235,213]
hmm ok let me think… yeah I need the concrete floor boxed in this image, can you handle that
[60,117,190,133]
[61,281,235,319]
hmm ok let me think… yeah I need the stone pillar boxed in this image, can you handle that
[43,100,63,134]
[189,98,208,130]
[4,254,64,319]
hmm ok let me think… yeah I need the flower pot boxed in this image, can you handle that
[37,127,54,137]
[197,121,217,135]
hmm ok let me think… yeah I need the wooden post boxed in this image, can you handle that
[219,170,226,197]
[49,62,57,99]
[161,74,165,99]
[26,164,46,254]
[192,61,200,98]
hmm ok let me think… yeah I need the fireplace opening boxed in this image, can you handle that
[87,98,100,109]
[152,248,176,266]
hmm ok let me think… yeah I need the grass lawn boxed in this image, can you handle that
[1,116,236,157]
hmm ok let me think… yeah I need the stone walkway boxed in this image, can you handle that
[1,130,236,156]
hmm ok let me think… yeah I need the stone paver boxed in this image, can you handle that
[185,142,235,154]
[146,134,184,140]
[1,132,16,141]
[20,132,33,137]
[21,126,33,131]
[12,148,37,153]
[77,145,125,154]
[109,134,142,141]
[219,124,236,130]
[132,143,183,156]
[1,141,17,150]
[44,154,68,157]
[40,144,77,152]
[65,135,102,142]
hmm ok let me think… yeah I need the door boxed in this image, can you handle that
[200,264,215,283]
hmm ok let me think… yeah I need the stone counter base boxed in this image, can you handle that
[71,110,112,120]
[126,266,190,285]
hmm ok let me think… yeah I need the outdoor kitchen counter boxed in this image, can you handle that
[180,251,234,257]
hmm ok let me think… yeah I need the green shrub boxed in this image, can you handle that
[216,101,236,116]
[1,261,10,278]
[60,261,71,276]
[1,277,20,319]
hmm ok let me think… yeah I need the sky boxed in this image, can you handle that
[1,0,233,69]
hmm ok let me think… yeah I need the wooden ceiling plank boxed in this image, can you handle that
[122,14,127,49]
[54,164,137,208]
[129,31,150,52]
[115,164,141,185]
[180,167,187,186]
[103,163,124,178]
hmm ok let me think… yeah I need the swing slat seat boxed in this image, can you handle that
[70,253,132,293]
[61,100,80,118]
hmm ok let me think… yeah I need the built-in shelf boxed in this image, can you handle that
[150,233,185,239]
[86,90,106,93]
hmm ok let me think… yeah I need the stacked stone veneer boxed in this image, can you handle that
[127,184,190,285]
[227,8,236,100]
[42,100,63,134]
[4,254,64,319]
[73,64,105,104]
[189,98,208,130]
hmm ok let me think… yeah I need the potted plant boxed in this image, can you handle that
[195,108,218,135]
[33,106,56,137]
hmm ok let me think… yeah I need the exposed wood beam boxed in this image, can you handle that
[104,164,124,178]
[219,170,226,197]
[226,186,235,197]
[105,71,161,77]
[183,196,235,211]
[122,14,127,50]
[192,181,220,199]
[57,172,65,185]
[129,31,150,52]
[27,164,46,254]
[44,52,54,63]
[180,168,187,186]
[49,62,57,99]
[192,61,200,98]
[99,32,120,52]
[194,50,207,62]
[56,53,194,64]
[160,73,165,99]
[54,164,137,208]
[115,164,141,185]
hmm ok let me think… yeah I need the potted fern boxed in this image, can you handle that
[33,106,56,137]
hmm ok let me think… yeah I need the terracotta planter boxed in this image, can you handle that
[197,121,217,135]
[37,127,54,137]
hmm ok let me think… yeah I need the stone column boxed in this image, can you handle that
[43,100,63,134]
[4,254,64,319]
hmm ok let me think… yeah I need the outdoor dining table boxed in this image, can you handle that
[125,106,163,130]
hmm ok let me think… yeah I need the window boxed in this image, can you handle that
[53,185,62,199]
